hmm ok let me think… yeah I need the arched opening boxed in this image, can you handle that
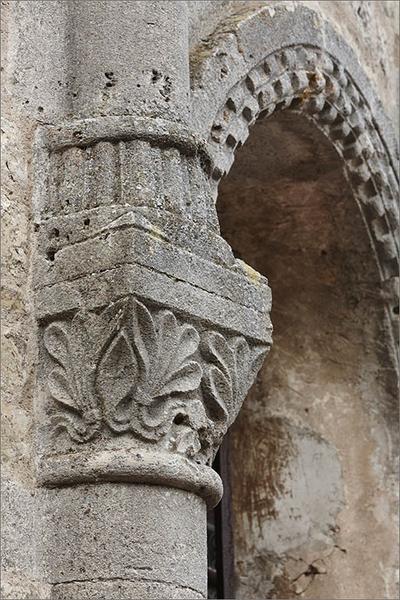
[214,110,398,599]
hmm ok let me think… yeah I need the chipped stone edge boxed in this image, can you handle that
[36,448,223,507]
[37,114,213,167]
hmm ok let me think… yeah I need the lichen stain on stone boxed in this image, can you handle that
[238,259,262,285]
[312,10,323,29]
[148,225,165,243]
[230,414,297,526]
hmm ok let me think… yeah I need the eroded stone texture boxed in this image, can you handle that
[31,111,272,487]
[38,484,207,599]
[188,1,399,131]
[1,1,398,599]
[217,111,398,599]
[2,1,273,598]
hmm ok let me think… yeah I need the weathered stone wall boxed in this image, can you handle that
[188,1,398,598]
[1,2,215,598]
[1,2,398,599]
[188,0,399,132]
[217,111,398,599]
[1,2,46,595]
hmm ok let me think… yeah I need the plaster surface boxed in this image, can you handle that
[218,111,398,599]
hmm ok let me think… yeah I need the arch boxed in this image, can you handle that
[190,3,399,350]
[212,105,399,599]
[191,4,399,597]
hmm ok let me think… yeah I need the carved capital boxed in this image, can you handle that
[33,116,272,505]
[37,295,269,504]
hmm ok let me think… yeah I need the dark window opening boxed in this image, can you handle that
[207,435,235,599]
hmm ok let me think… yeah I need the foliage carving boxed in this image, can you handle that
[96,297,203,440]
[43,314,101,442]
[43,296,268,459]
[201,332,267,430]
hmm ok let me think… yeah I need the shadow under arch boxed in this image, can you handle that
[191,6,398,343]
[216,102,398,600]
[191,5,399,599]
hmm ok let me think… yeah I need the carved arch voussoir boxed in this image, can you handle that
[206,45,399,281]
[191,6,399,345]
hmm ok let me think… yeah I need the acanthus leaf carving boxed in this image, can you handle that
[47,366,77,412]
[95,297,203,441]
[43,295,268,459]
[43,317,101,443]
[201,331,268,431]
[151,312,202,399]
[96,328,138,430]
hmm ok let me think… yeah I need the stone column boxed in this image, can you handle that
[29,2,272,598]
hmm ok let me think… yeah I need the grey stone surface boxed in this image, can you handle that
[1,1,398,599]
[189,1,399,139]
[190,5,399,341]
[30,78,272,521]
[37,484,207,598]
[1,477,207,599]
[63,1,191,123]
[51,580,205,600]
[1,477,41,597]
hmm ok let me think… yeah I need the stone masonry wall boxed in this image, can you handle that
[1,2,398,599]
[188,1,399,132]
